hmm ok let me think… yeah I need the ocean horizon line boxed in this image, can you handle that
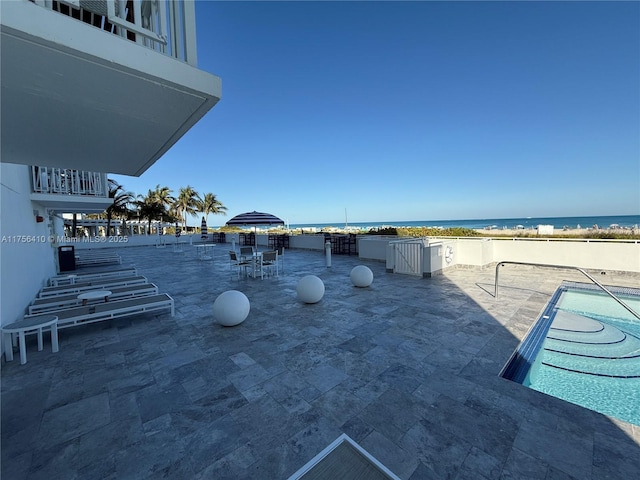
[209,214,640,231]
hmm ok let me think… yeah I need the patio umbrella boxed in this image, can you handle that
[201,217,208,240]
[226,211,285,245]
[155,222,165,248]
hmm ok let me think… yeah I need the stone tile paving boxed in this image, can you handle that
[2,244,639,479]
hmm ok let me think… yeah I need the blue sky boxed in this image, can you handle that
[112,1,639,227]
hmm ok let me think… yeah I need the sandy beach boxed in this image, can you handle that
[474,226,638,236]
[474,227,590,236]
[285,226,637,237]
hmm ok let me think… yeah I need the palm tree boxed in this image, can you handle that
[159,205,180,225]
[149,185,175,211]
[199,193,228,225]
[174,186,201,231]
[105,179,134,235]
[135,190,167,235]
[167,204,181,226]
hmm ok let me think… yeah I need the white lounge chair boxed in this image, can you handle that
[29,283,159,314]
[24,294,175,328]
[38,276,149,298]
[75,251,122,267]
[48,266,138,286]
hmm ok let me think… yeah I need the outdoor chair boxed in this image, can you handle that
[261,250,278,278]
[229,251,251,279]
[276,247,285,274]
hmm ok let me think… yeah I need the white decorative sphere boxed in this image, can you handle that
[297,275,325,304]
[213,290,250,326]
[350,265,374,287]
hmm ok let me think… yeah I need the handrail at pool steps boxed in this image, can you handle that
[494,261,640,321]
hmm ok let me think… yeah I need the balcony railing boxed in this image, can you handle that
[31,166,109,197]
[31,0,197,66]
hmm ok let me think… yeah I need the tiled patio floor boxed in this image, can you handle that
[2,244,639,479]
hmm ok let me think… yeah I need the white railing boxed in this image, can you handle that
[31,166,108,197]
[32,0,197,66]
[495,261,640,320]
[390,238,425,276]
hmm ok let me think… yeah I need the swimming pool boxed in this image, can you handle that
[501,282,640,426]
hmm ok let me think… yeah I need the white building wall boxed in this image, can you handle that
[491,238,639,272]
[1,163,57,329]
[289,235,326,251]
[454,238,493,266]
[355,236,639,274]
[359,236,397,260]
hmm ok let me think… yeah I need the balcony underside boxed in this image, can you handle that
[31,193,113,213]
[1,1,221,177]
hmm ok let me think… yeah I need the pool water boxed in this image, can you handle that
[506,283,640,426]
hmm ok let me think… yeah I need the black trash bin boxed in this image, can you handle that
[58,245,76,272]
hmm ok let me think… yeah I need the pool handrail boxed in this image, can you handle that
[494,261,640,321]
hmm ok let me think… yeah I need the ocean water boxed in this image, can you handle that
[287,215,639,231]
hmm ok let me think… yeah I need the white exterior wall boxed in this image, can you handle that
[358,236,639,275]
[423,240,456,276]
[359,236,397,260]
[256,234,269,247]
[1,163,57,328]
[491,238,639,272]
[289,235,326,251]
[46,234,639,275]
[454,238,494,266]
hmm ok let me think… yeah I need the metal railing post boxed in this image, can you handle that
[181,0,198,66]
[133,0,143,45]
[157,0,168,54]
[169,0,179,59]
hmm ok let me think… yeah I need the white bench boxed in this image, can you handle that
[38,276,149,298]
[76,252,122,267]
[29,283,159,314]
[49,267,137,286]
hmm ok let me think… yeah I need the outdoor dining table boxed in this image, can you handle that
[239,250,260,260]
[240,251,263,278]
